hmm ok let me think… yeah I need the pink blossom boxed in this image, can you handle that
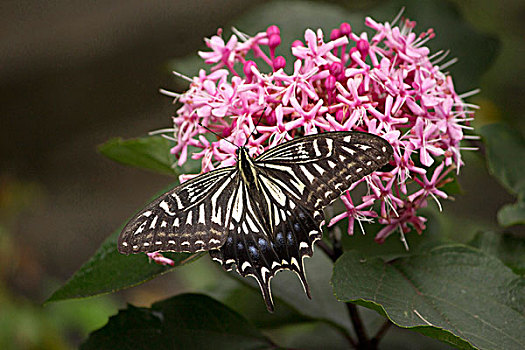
[147,252,175,266]
[161,13,476,247]
[329,193,377,236]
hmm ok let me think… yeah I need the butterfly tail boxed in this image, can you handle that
[253,273,275,312]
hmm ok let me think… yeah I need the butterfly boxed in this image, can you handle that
[118,131,393,311]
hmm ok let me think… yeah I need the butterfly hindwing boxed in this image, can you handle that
[118,167,238,254]
[209,177,323,311]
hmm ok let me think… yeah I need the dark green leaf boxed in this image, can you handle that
[497,201,525,227]
[265,322,350,350]
[469,231,525,275]
[220,283,312,330]
[479,123,525,227]
[228,249,355,338]
[81,293,275,350]
[339,219,432,260]
[479,123,525,197]
[332,244,525,350]
[271,252,352,331]
[99,136,177,175]
[46,227,202,303]
[47,185,204,303]
[439,171,463,196]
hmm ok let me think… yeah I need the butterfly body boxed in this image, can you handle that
[118,131,393,311]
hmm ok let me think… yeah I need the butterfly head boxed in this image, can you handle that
[235,146,251,161]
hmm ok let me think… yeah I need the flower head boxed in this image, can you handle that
[163,12,476,246]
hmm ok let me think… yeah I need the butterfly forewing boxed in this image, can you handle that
[255,131,393,209]
[118,167,237,254]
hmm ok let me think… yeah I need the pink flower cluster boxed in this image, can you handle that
[164,14,476,246]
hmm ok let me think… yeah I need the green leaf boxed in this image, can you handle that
[440,170,463,196]
[479,124,525,197]
[227,248,355,338]
[497,201,525,227]
[81,293,275,350]
[469,231,525,275]
[98,135,177,175]
[479,123,525,227]
[332,244,525,350]
[46,227,202,303]
[46,184,204,303]
[220,283,312,330]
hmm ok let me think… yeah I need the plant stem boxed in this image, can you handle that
[324,221,375,349]
[370,320,393,348]
[346,303,370,348]
[315,240,336,261]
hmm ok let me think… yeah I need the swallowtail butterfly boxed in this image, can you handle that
[118,131,393,311]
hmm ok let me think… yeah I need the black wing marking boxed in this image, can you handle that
[209,177,323,311]
[255,131,394,209]
[118,167,238,254]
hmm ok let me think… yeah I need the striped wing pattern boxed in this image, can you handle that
[256,132,393,209]
[118,131,393,311]
[209,173,323,311]
[118,167,237,254]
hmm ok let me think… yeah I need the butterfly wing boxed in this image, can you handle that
[118,131,393,312]
[211,132,393,311]
[255,131,394,209]
[118,167,238,254]
[209,176,322,312]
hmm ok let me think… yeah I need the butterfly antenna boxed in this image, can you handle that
[198,122,237,148]
[245,114,264,146]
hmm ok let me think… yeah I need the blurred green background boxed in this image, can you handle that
[1,0,523,348]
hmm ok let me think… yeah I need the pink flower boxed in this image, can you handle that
[147,252,175,266]
[198,31,238,70]
[329,193,377,236]
[160,12,476,246]
[408,162,451,211]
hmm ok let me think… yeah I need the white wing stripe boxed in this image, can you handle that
[326,138,333,156]
[231,183,244,222]
[224,181,237,225]
[159,201,176,215]
[269,176,302,200]
[211,172,235,215]
[300,165,315,184]
[198,203,205,224]
[273,205,280,226]
[313,163,325,175]
[313,139,321,157]
[341,146,356,155]
[260,175,287,206]
[258,163,305,194]
[245,213,259,233]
